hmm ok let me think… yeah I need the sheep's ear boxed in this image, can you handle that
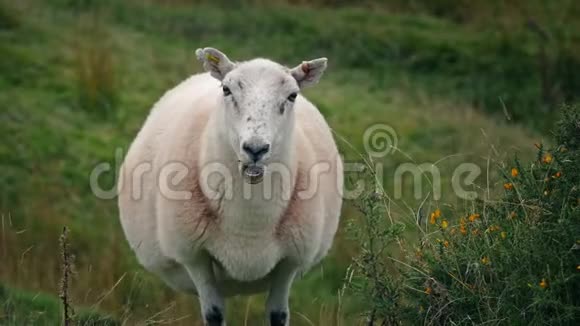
[195,47,235,80]
[290,58,327,88]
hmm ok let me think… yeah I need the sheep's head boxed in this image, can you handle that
[196,47,327,184]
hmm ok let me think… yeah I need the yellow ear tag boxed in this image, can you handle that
[207,53,220,64]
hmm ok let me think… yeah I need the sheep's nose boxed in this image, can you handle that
[242,140,270,162]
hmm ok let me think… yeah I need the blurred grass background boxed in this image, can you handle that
[0,0,578,324]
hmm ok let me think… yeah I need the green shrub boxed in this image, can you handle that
[347,105,580,325]
[345,179,408,324]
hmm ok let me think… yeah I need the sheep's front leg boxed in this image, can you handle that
[183,253,225,326]
[266,260,298,326]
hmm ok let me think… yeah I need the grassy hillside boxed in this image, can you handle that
[1,0,574,324]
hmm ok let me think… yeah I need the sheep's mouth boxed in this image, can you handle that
[241,164,265,184]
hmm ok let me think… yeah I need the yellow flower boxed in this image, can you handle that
[504,183,514,190]
[511,168,519,177]
[487,225,500,232]
[468,213,480,222]
[443,240,449,248]
[441,220,448,229]
[539,278,548,289]
[576,265,580,271]
[430,209,442,224]
[481,256,490,265]
[542,154,553,164]
[500,231,507,239]
[434,208,441,218]
[459,217,467,235]
[425,287,432,295]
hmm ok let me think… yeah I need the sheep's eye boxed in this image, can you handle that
[287,93,297,102]
[222,86,231,96]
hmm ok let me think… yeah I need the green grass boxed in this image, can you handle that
[0,0,574,324]
[47,0,580,131]
[0,283,119,325]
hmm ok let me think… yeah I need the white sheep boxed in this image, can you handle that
[118,47,343,326]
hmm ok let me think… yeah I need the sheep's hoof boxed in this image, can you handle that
[269,311,288,326]
[205,306,224,326]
